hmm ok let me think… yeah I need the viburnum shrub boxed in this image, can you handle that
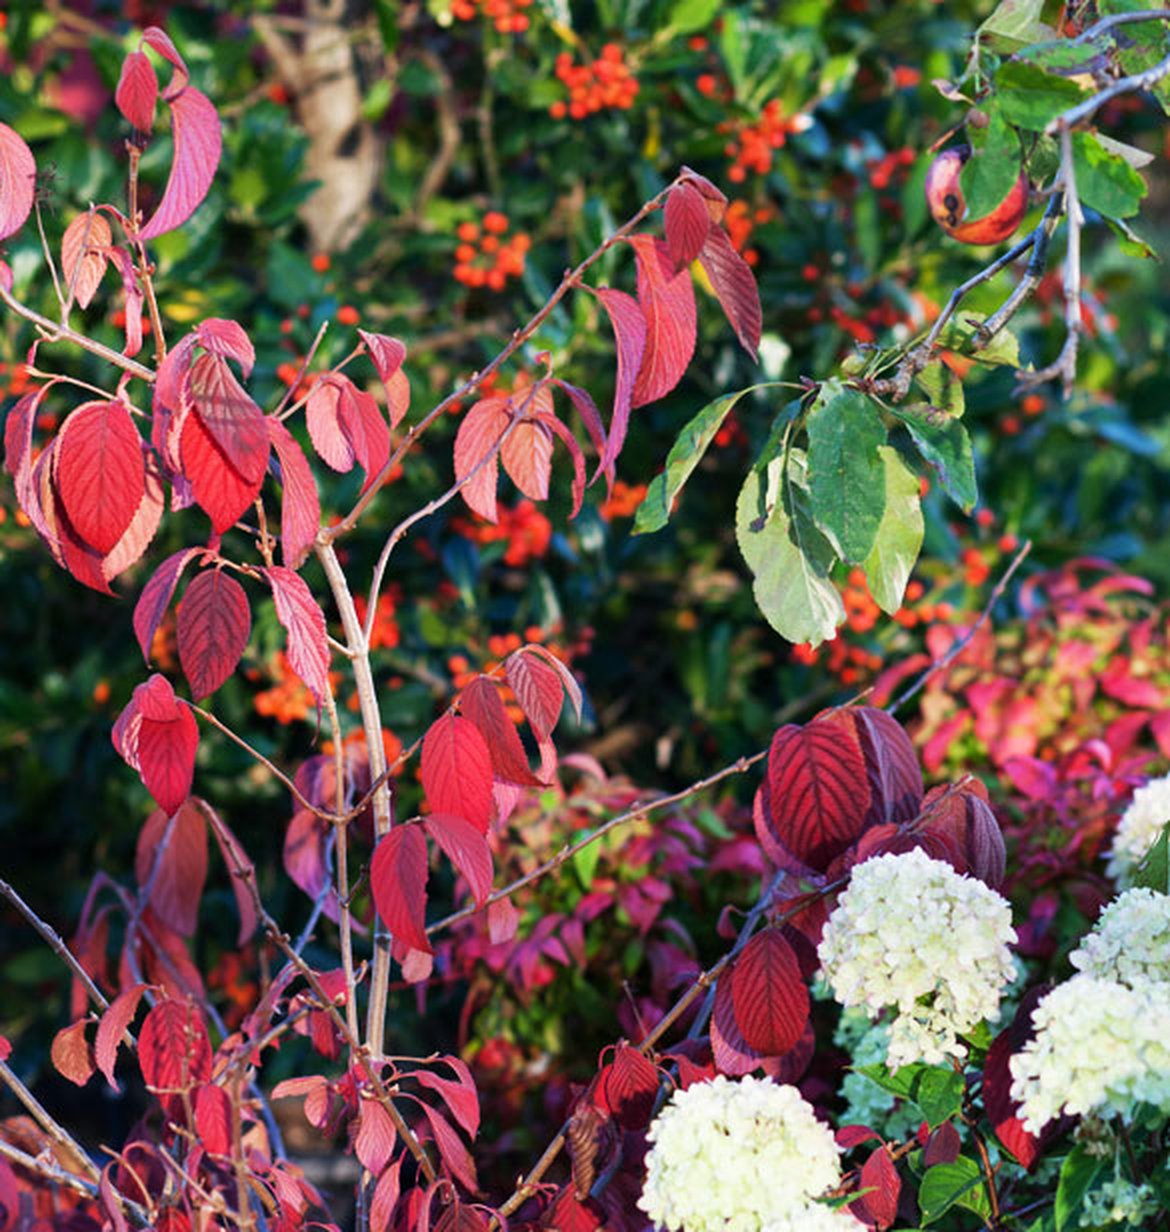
[4,9,1170,1232]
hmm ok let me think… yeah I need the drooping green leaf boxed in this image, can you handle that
[978,0,1056,51]
[960,108,1023,221]
[735,456,843,647]
[1133,823,1170,893]
[919,1158,991,1224]
[805,381,887,563]
[889,405,977,512]
[995,61,1089,131]
[939,311,1021,368]
[1071,132,1148,219]
[1054,1146,1105,1231]
[864,447,924,615]
[633,384,785,535]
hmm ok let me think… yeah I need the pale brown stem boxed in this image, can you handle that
[0,1057,100,1183]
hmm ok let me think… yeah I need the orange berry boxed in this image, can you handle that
[337,305,359,326]
[550,100,568,119]
[456,243,478,263]
[480,234,500,254]
[483,211,509,234]
[457,221,480,242]
[310,253,331,273]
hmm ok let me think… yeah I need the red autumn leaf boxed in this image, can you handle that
[837,1125,883,1150]
[488,896,519,945]
[413,1056,480,1139]
[830,706,924,827]
[857,1145,901,1231]
[95,983,147,1090]
[177,569,251,700]
[139,85,222,241]
[134,548,200,664]
[115,50,158,133]
[601,1042,660,1128]
[194,1082,232,1155]
[370,1156,403,1232]
[627,234,697,409]
[697,225,762,361]
[370,825,431,955]
[99,1164,130,1232]
[535,411,588,518]
[0,122,36,242]
[416,1101,478,1194]
[104,244,145,357]
[454,396,510,522]
[544,1188,604,1232]
[196,318,255,374]
[200,799,259,945]
[135,802,208,937]
[51,1019,96,1087]
[115,675,199,817]
[142,27,190,94]
[505,649,564,741]
[284,809,338,917]
[188,352,268,484]
[359,331,410,428]
[180,409,263,533]
[460,676,540,786]
[306,377,357,473]
[266,566,332,708]
[923,1121,961,1168]
[500,416,554,502]
[55,400,146,555]
[983,989,1047,1170]
[424,813,493,906]
[267,417,320,569]
[664,182,711,269]
[553,379,608,484]
[593,287,647,480]
[755,720,872,873]
[355,1097,398,1175]
[920,781,1006,889]
[421,714,494,834]
[101,449,165,582]
[61,211,113,309]
[138,998,212,1117]
[710,973,768,1076]
[679,165,729,222]
[338,381,390,495]
[729,927,809,1057]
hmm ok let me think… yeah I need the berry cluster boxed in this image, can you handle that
[454,212,530,290]
[451,0,533,34]
[719,100,811,182]
[723,200,775,267]
[453,498,552,566]
[598,480,647,521]
[548,45,639,120]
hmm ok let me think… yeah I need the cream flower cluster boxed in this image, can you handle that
[638,1076,856,1232]
[1105,772,1170,887]
[1069,888,1170,987]
[1009,975,1170,1134]
[817,848,1017,1069]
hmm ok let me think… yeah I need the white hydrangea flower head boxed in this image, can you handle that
[1009,975,1170,1135]
[817,848,1017,1069]
[1105,773,1170,887]
[638,1075,845,1232]
[762,1203,862,1231]
[1069,888,1170,987]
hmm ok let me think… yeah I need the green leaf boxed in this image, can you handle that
[633,384,784,535]
[806,381,888,563]
[911,1067,965,1129]
[1133,824,1170,893]
[938,311,1020,368]
[864,448,925,615]
[854,1062,924,1101]
[995,61,1089,131]
[889,405,977,512]
[916,361,965,418]
[1071,132,1148,220]
[735,456,843,646]
[665,0,721,35]
[978,0,1056,51]
[919,1158,991,1224]
[960,108,1023,221]
[1100,0,1170,115]
[1106,216,1159,261]
[1054,1146,1104,1231]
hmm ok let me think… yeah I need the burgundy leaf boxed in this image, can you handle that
[983,988,1049,1170]
[697,225,762,361]
[627,234,697,409]
[139,86,222,241]
[412,1057,480,1139]
[0,122,35,242]
[923,1121,961,1168]
[177,569,251,700]
[134,548,200,664]
[553,379,608,486]
[454,396,510,522]
[921,781,1006,890]
[755,720,872,873]
[95,983,147,1090]
[138,998,212,1118]
[836,1125,882,1150]
[51,1019,95,1087]
[194,1083,232,1155]
[500,417,554,502]
[837,706,924,828]
[267,418,320,569]
[544,1188,603,1232]
[459,676,540,786]
[601,1042,660,1129]
[421,714,494,834]
[115,50,158,133]
[135,802,208,937]
[593,287,647,477]
[266,566,332,709]
[188,352,268,484]
[355,1097,398,1175]
[729,928,809,1057]
[284,810,341,923]
[180,408,263,533]
[505,649,564,741]
[710,973,768,1076]
[55,400,146,555]
[856,1145,900,1231]
[679,166,729,223]
[664,182,712,269]
[61,211,113,309]
[424,813,493,906]
[370,825,431,954]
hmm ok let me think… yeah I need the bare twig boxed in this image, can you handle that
[0,1058,100,1183]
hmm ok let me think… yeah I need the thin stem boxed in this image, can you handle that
[1073,8,1170,42]
[1048,47,1170,133]
[0,1057,101,1183]
[273,322,333,420]
[324,688,362,1042]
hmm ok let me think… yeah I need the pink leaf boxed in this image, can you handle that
[369,825,431,955]
[101,447,165,582]
[627,235,697,409]
[194,1083,232,1155]
[306,378,356,473]
[135,802,208,937]
[500,417,553,502]
[267,418,320,569]
[105,245,145,358]
[534,412,587,518]
[266,566,332,709]
[359,331,411,428]
[139,86,222,241]
[51,1019,96,1087]
[196,318,255,376]
[177,569,251,700]
[95,983,147,1090]
[698,225,762,361]
[459,676,540,786]
[664,182,712,269]
[115,675,199,816]
[138,998,212,1119]
[200,800,259,945]
[593,288,647,477]
[424,813,493,906]
[553,379,608,488]
[488,896,519,945]
[421,714,494,833]
[115,50,159,133]
[505,649,564,741]
[336,379,390,494]
[370,1156,403,1232]
[417,1102,477,1194]
[679,166,729,222]
[180,408,263,533]
[134,548,200,663]
[54,400,146,555]
[355,1098,398,1176]
[729,927,809,1057]
[412,1057,480,1139]
[0,122,35,242]
[454,396,510,522]
[61,211,113,309]
[188,353,268,483]
[142,28,190,96]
